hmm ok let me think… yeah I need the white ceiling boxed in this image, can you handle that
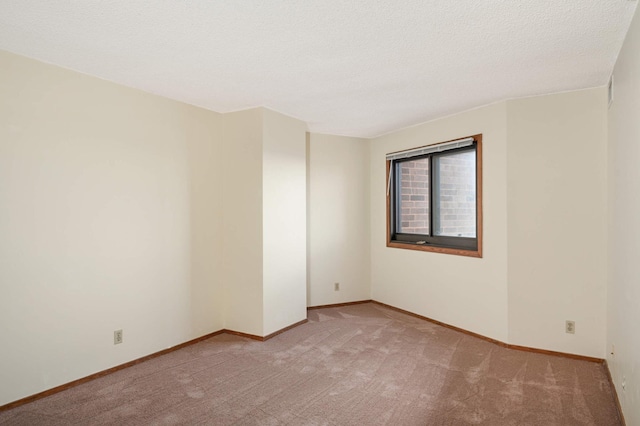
[0,1,637,138]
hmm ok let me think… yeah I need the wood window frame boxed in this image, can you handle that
[386,134,483,258]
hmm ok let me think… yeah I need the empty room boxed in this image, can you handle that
[1,1,639,425]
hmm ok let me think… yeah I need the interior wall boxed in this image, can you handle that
[186,108,226,339]
[506,88,607,358]
[0,50,312,407]
[0,50,225,406]
[221,109,264,336]
[369,103,510,342]
[369,90,608,359]
[308,133,371,307]
[262,109,308,335]
[607,6,640,424]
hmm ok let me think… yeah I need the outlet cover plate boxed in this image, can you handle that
[565,321,575,334]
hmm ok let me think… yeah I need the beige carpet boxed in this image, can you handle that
[0,303,622,425]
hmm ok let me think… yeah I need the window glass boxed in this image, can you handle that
[398,158,429,235]
[433,150,476,237]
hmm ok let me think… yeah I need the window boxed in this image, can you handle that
[386,134,482,257]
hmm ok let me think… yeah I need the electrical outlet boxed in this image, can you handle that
[565,320,575,334]
[622,376,626,391]
[334,282,340,291]
[114,329,123,345]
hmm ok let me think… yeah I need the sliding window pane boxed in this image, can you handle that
[397,158,429,235]
[433,150,476,237]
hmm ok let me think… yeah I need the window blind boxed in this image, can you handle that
[385,137,475,161]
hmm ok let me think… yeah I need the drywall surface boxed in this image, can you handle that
[0,50,225,406]
[221,109,264,337]
[221,108,308,337]
[506,89,607,359]
[369,103,509,342]
[262,109,308,335]
[308,133,371,307]
[607,6,640,424]
[186,108,226,339]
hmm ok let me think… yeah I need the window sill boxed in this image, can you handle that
[387,240,482,258]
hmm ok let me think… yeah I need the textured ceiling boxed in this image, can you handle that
[0,1,637,138]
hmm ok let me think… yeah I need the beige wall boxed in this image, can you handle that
[0,50,225,405]
[0,51,309,407]
[222,108,309,337]
[308,133,371,306]
[369,102,510,342]
[221,109,264,336]
[262,109,308,335]
[608,6,640,424]
[187,108,226,339]
[507,89,607,358]
[370,89,608,359]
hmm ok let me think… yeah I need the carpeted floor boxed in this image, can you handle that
[0,303,622,425]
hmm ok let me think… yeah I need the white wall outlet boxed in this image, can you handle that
[334,282,340,291]
[622,375,626,391]
[114,329,123,345]
[565,320,575,334]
